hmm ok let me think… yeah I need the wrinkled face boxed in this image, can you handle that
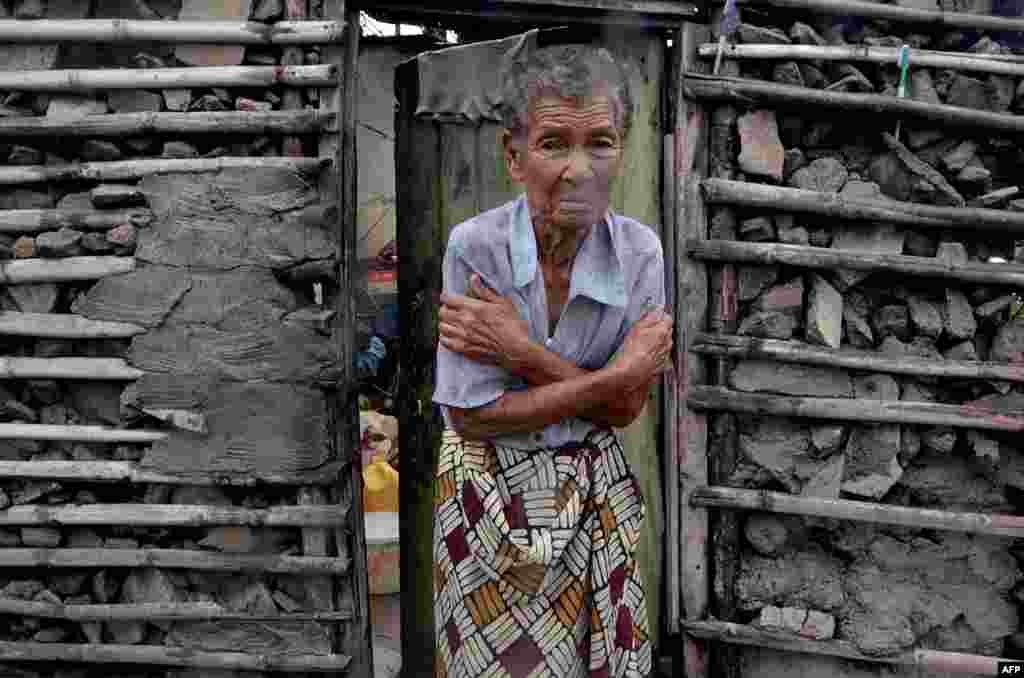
[504,95,625,235]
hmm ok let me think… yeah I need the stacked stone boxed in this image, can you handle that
[716,7,1024,676]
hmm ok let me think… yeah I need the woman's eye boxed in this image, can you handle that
[593,138,615,148]
[540,139,564,151]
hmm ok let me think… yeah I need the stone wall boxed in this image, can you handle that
[710,9,1024,678]
[0,0,344,676]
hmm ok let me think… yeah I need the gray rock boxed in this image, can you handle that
[842,425,903,499]
[167,619,332,657]
[740,216,775,242]
[826,71,874,93]
[163,89,192,112]
[832,221,906,289]
[71,265,191,329]
[990,321,1024,362]
[957,159,992,186]
[252,0,284,21]
[20,527,60,547]
[843,306,874,348]
[738,267,779,303]
[811,425,846,455]
[746,515,790,556]
[944,340,979,361]
[944,288,977,341]
[34,228,82,258]
[738,418,813,493]
[106,621,146,644]
[79,140,123,162]
[772,61,804,86]
[853,374,899,401]
[910,69,942,104]
[735,548,847,613]
[904,231,937,257]
[106,223,138,251]
[171,486,231,506]
[882,132,965,207]
[3,284,58,314]
[282,307,335,335]
[907,295,943,338]
[107,90,163,114]
[90,183,145,208]
[788,157,848,193]
[199,527,290,554]
[81,232,115,254]
[8,145,43,165]
[2,580,44,600]
[936,241,969,266]
[922,426,957,454]
[970,186,1019,208]
[738,24,791,44]
[162,141,199,158]
[789,22,826,45]
[942,140,979,172]
[738,311,798,340]
[67,382,123,426]
[753,278,804,316]
[730,360,852,398]
[92,570,118,603]
[802,610,837,640]
[872,305,911,340]
[175,0,253,66]
[737,110,785,181]
[805,274,842,348]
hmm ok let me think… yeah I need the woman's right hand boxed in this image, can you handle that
[614,308,674,388]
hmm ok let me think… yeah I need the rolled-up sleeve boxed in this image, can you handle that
[432,228,513,411]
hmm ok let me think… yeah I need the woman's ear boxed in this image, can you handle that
[501,129,525,182]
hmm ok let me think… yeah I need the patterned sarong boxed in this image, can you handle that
[433,428,652,678]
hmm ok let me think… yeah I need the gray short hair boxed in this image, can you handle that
[498,45,633,139]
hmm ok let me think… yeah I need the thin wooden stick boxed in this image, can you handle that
[703,178,1024,233]
[682,620,1008,675]
[692,486,1024,538]
[0,157,326,185]
[0,256,134,284]
[684,72,1024,135]
[697,43,1024,78]
[0,19,345,44]
[689,386,1024,432]
[0,111,335,137]
[0,357,142,380]
[0,503,349,527]
[687,239,1024,288]
[691,333,1024,383]
[732,0,1024,33]
[0,65,337,92]
[0,548,350,574]
[0,599,352,622]
[0,460,345,486]
[0,312,145,338]
[0,425,165,443]
[0,209,152,232]
[0,640,350,672]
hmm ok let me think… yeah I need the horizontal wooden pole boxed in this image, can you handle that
[698,43,1024,78]
[734,0,1024,33]
[702,178,1024,233]
[0,357,142,380]
[0,111,334,137]
[683,620,1007,675]
[0,65,337,92]
[0,460,345,486]
[684,72,1024,135]
[691,333,1024,383]
[687,239,1024,288]
[689,386,1024,432]
[0,157,326,185]
[0,425,165,443]
[368,0,700,27]
[0,312,145,338]
[0,19,344,44]
[0,599,352,622]
[0,256,134,284]
[0,640,350,672]
[0,209,152,232]
[0,548,350,574]
[692,486,1024,538]
[0,503,349,527]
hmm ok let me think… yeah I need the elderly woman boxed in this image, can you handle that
[431,44,673,678]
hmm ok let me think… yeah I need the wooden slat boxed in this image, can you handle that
[684,72,1024,135]
[0,65,337,92]
[0,156,325,185]
[687,239,1024,288]
[0,19,345,44]
[0,503,349,527]
[675,21,711,677]
[702,178,1024,233]
[0,312,145,338]
[368,0,701,27]
[0,111,334,137]
[692,486,1024,538]
[0,209,152,232]
[0,640,350,673]
[689,386,1024,432]
[0,256,134,284]
[0,460,344,486]
[0,548,350,574]
[0,425,165,443]
[0,599,352,622]
[682,620,1008,675]
[697,43,1024,78]
[733,0,1024,33]
[0,357,141,380]
[692,333,1024,383]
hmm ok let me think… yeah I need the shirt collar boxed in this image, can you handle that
[508,194,627,308]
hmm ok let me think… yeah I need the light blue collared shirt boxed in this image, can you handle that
[432,194,665,449]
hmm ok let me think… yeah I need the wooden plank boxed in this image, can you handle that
[0,111,334,137]
[0,157,325,185]
[690,386,1024,432]
[683,620,1010,675]
[692,486,1024,539]
[0,600,353,622]
[675,21,711,677]
[692,333,1024,383]
[0,640,350,672]
[0,549,350,574]
[0,424,165,443]
[368,0,702,27]
[0,460,344,486]
[0,65,337,91]
[0,503,349,527]
[0,312,145,338]
[734,0,1024,33]
[684,72,1024,136]
[439,124,482,231]
[0,19,345,44]
[687,239,1024,288]
[477,121,520,211]
[0,256,134,284]
[0,357,142,380]
[0,209,152,232]
[281,0,309,159]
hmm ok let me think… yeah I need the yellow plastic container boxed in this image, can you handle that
[363,454,399,513]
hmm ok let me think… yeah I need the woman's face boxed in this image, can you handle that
[504,94,625,235]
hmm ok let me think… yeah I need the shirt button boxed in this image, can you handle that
[545,338,554,346]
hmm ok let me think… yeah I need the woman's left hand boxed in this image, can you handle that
[439,274,531,369]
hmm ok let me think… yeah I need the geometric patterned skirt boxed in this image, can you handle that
[433,428,652,678]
